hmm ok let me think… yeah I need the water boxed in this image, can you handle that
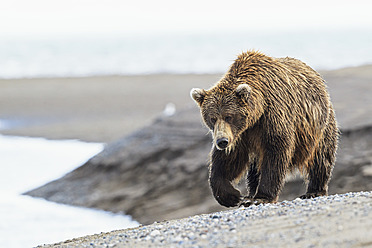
[1,29,371,79]
[0,135,139,247]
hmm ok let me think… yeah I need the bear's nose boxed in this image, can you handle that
[216,138,229,149]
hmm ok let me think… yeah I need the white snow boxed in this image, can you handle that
[0,135,139,247]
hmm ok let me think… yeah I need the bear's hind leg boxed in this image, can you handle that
[301,123,337,199]
[301,149,332,199]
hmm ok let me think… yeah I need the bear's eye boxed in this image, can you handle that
[224,116,232,123]
[210,117,217,125]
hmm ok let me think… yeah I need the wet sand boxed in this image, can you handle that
[1,65,372,143]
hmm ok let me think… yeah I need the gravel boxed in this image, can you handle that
[38,191,372,248]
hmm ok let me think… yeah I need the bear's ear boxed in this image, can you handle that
[235,84,251,102]
[190,88,207,106]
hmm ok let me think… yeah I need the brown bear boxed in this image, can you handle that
[190,51,338,207]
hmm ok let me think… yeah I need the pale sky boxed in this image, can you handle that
[0,0,372,36]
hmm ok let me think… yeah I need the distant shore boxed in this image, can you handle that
[0,74,220,142]
[1,65,372,143]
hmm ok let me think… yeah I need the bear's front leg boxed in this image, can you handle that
[241,150,288,207]
[239,163,260,207]
[209,148,245,207]
[246,161,260,198]
[254,151,288,203]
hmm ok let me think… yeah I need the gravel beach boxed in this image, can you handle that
[38,191,372,247]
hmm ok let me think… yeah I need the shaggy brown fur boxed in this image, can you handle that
[191,51,338,207]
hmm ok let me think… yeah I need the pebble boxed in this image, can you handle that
[150,230,161,237]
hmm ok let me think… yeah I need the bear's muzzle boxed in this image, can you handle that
[213,119,233,150]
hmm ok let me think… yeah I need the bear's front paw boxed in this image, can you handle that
[213,187,242,207]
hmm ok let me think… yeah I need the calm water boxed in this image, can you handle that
[0,135,139,247]
[0,29,371,79]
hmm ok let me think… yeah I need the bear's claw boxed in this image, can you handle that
[239,197,272,207]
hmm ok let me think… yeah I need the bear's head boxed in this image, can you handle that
[191,84,252,152]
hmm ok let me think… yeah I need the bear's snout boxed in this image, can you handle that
[213,119,233,150]
[216,138,229,150]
